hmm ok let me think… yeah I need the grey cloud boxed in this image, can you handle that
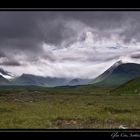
[0,52,21,66]
[1,11,140,78]
[0,61,21,66]
[0,51,6,58]
[0,11,140,52]
[131,53,140,59]
[41,53,56,62]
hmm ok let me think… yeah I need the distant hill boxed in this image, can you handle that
[11,74,70,87]
[11,74,48,86]
[90,61,140,87]
[111,77,140,95]
[11,74,91,87]
[68,78,91,86]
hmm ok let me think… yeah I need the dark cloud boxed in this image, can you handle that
[57,12,140,44]
[0,11,140,51]
[0,61,21,66]
[131,53,140,59]
[0,51,5,58]
[0,11,140,66]
[1,11,140,78]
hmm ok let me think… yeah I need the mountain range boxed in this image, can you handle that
[1,60,140,87]
[7,74,89,87]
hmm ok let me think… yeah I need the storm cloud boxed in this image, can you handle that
[1,11,140,78]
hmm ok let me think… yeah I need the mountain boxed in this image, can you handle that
[111,77,140,95]
[68,78,83,86]
[68,78,91,86]
[0,68,10,76]
[0,68,12,85]
[90,60,123,84]
[0,75,10,85]
[42,77,70,87]
[0,68,13,79]
[11,74,48,86]
[3,60,140,87]
[11,74,71,87]
[90,61,140,87]
[11,74,91,87]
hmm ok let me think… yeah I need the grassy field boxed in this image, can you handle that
[0,85,139,129]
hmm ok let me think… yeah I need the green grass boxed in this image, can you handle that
[111,77,140,95]
[0,85,139,128]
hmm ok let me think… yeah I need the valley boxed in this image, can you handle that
[0,61,140,128]
[0,85,139,129]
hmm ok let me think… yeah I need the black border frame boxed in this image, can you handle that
[0,8,140,139]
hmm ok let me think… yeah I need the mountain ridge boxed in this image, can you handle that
[1,61,140,87]
[91,61,140,87]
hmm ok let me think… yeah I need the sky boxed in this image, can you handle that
[1,11,140,79]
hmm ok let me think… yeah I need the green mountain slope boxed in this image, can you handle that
[91,62,140,87]
[111,77,140,95]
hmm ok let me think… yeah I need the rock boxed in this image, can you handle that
[119,125,128,129]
